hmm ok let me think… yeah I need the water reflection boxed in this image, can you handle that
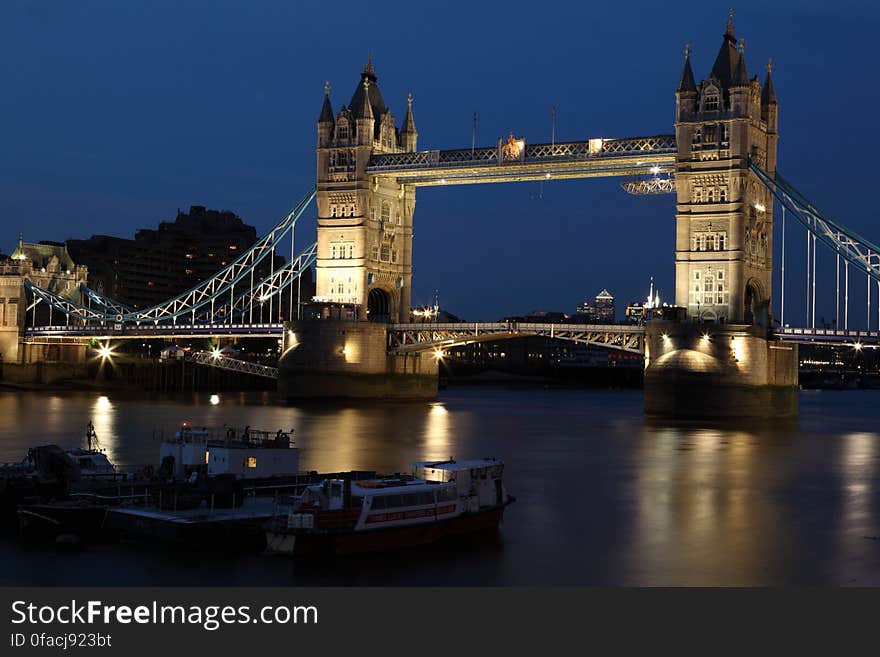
[90,395,118,463]
[628,424,796,585]
[1,388,880,585]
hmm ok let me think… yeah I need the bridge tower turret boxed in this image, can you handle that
[673,12,777,325]
[314,58,416,323]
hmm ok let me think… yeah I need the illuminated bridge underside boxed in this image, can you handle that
[22,323,284,343]
[388,323,646,354]
[367,136,676,187]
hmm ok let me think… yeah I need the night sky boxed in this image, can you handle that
[2,1,879,324]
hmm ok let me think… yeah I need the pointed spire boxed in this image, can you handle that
[762,58,778,106]
[356,78,374,120]
[401,92,417,134]
[363,52,376,79]
[677,43,697,94]
[732,39,749,86]
[318,81,334,123]
[711,11,739,88]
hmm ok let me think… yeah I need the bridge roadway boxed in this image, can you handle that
[21,323,880,352]
[365,135,677,187]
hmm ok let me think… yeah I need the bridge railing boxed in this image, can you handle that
[367,135,677,172]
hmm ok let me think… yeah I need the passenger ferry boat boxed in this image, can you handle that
[264,458,514,556]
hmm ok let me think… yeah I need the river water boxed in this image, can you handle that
[1,387,879,586]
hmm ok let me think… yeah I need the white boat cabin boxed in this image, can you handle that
[158,425,300,480]
[65,448,116,476]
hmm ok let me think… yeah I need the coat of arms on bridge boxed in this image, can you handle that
[500,132,525,161]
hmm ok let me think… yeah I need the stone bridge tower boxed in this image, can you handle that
[315,59,417,323]
[673,13,778,324]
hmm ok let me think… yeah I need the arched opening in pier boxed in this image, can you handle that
[367,288,391,323]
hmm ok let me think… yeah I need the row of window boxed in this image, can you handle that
[328,276,358,299]
[0,297,19,327]
[692,271,727,305]
[692,124,728,144]
[328,150,354,167]
[691,232,728,251]
[330,244,355,259]
[369,486,457,509]
[369,201,402,225]
[693,187,728,203]
[371,245,398,263]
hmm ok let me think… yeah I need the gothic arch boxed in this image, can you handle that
[367,287,392,323]
[744,278,769,327]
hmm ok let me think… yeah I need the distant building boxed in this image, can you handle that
[1,236,88,362]
[66,206,315,316]
[576,289,615,324]
[625,301,645,324]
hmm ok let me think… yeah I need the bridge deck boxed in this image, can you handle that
[366,135,676,186]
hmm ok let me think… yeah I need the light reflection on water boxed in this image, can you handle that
[1,388,880,585]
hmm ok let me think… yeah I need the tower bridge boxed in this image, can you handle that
[11,13,880,414]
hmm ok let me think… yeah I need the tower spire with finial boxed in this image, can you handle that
[762,57,778,107]
[677,42,697,94]
[318,80,334,124]
[726,8,735,37]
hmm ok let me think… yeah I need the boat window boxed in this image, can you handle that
[330,482,343,497]
[370,496,385,510]
[437,487,457,502]
[384,495,402,508]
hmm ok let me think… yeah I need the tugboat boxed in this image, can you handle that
[64,421,116,478]
[264,458,515,556]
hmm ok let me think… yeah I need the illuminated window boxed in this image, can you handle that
[381,201,391,223]
[185,254,194,259]
[244,457,257,468]
[228,245,237,251]
[704,125,717,142]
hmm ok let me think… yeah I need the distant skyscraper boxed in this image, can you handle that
[576,289,615,324]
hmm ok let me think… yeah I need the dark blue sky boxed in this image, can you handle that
[2,0,879,323]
